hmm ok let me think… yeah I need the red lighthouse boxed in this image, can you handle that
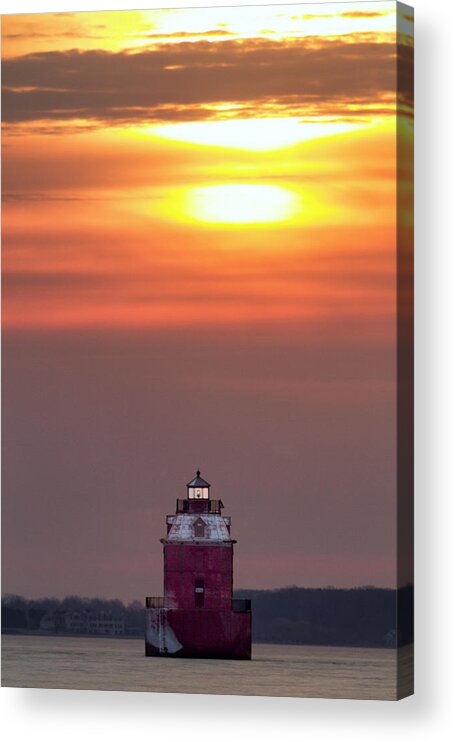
[145,471,251,659]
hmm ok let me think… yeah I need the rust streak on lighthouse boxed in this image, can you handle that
[145,471,252,660]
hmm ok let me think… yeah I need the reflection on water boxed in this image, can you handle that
[1,635,412,700]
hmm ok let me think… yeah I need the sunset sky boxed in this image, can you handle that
[1,2,414,601]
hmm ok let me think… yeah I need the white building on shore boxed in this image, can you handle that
[40,610,124,635]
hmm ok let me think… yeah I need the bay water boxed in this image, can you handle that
[1,634,411,700]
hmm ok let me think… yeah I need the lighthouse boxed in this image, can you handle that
[145,471,252,659]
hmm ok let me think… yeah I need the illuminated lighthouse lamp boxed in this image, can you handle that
[187,470,210,500]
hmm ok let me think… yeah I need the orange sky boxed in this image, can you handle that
[1,2,414,598]
[2,2,413,333]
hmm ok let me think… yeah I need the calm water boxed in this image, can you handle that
[1,635,411,700]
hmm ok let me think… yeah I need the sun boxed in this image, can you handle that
[182,184,299,225]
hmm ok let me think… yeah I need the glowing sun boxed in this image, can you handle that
[183,184,299,224]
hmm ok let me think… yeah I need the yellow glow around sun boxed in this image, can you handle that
[151,117,367,152]
[183,184,299,224]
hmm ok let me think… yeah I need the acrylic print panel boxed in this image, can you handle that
[1,1,414,699]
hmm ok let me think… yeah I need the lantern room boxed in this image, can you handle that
[187,470,210,500]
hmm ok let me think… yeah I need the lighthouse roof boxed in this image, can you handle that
[187,470,210,488]
[165,513,232,543]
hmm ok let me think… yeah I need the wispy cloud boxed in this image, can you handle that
[140,29,235,40]
[340,11,387,19]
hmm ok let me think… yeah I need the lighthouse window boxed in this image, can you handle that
[195,579,205,608]
[188,486,209,499]
[193,519,206,538]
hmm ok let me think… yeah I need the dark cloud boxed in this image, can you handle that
[2,35,403,127]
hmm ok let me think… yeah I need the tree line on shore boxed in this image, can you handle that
[236,585,413,647]
[1,585,413,648]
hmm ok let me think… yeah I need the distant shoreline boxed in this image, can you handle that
[1,628,141,640]
[2,586,414,649]
[1,628,411,650]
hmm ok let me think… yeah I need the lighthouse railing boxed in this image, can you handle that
[145,597,165,609]
[232,599,251,613]
[175,498,223,514]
